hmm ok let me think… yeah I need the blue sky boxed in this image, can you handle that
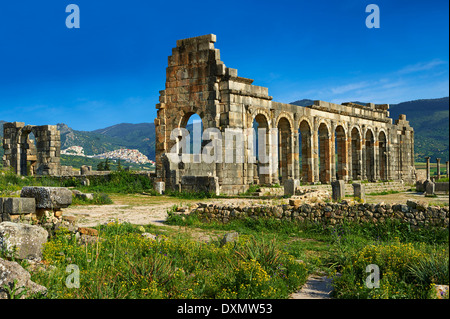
[0,0,448,131]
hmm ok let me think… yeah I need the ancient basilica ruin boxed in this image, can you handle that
[154,34,416,195]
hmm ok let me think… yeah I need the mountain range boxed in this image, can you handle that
[1,97,448,163]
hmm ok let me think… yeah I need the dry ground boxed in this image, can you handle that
[64,191,448,229]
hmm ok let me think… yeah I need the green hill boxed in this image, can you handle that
[388,97,449,163]
[92,123,155,160]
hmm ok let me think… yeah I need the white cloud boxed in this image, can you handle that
[397,59,447,75]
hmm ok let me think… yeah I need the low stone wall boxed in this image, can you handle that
[185,200,449,229]
[435,182,449,194]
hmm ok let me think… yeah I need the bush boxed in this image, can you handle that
[331,242,449,299]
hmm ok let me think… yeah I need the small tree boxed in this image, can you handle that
[104,158,110,171]
[97,161,105,171]
[117,159,122,171]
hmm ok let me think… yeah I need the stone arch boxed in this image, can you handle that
[277,116,293,184]
[16,125,38,176]
[335,124,348,181]
[318,122,331,183]
[251,108,273,130]
[350,126,362,180]
[177,111,205,157]
[252,112,272,184]
[298,119,313,183]
[364,127,376,181]
[275,112,295,130]
[378,130,388,180]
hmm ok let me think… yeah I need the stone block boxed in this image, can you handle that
[20,186,73,209]
[284,178,300,196]
[2,197,36,215]
[331,180,345,201]
[425,181,435,196]
[352,183,365,202]
[0,222,48,260]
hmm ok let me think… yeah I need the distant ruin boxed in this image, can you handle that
[2,122,73,176]
[154,34,416,195]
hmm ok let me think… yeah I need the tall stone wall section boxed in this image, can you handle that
[3,122,62,176]
[154,35,416,195]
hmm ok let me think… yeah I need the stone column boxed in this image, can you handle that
[352,182,365,203]
[436,158,441,180]
[425,156,430,180]
[446,161,449,179]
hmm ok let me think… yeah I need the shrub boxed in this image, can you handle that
[31,222,308,299]
[331,242,448,299]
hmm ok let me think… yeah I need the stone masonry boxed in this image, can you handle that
[155,34,416,195]
[2,122,77,176]
[3,122,62,176]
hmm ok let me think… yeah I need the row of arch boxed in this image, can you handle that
[259,113,389,185]
[177,110,390,185]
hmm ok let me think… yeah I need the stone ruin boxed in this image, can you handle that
[154,34,416,195]
[2,122,73,176]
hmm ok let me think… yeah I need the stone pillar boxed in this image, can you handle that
[436,158,441,180]
[352,182,365,202]
[425,156,431,180]
[446,161,449,179]
[284,178,300,196]
[331,180,345,201]
[425,181,435,196]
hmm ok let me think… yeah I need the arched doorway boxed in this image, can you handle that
[378,131,388,180]
[335,125,347,181]
[318,123,331,183]
[365,129,375,181]
[253,114,271,185]
[277,117,292,185]
[351,127,362,180]
[298,120,313,183]
[19,127,37,176]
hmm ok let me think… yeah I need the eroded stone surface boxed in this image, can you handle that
[21,186,72,209]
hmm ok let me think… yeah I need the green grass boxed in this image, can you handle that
[166,213,449,299]
[71,193,113,206]
[366,190,400,196]
[28,222,308,299]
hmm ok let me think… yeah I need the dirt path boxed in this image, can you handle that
[290,275,334,299]
[63,195,277,228]
[64,191,448,228]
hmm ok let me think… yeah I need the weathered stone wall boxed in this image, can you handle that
[184,200,448,229]
[155,34,417,195]
[180,176,219,195]
[2,122,69,176]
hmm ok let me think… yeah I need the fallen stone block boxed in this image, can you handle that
[284,178,300,196]
[77,227,98,237]
[331,180,345,201]
[20,186,73,209]
[0,221,48,260]
[2,197,36,215]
